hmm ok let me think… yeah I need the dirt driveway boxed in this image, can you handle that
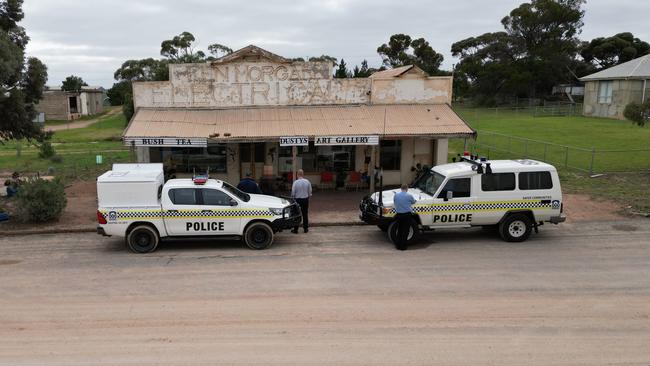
[1,221,649,365]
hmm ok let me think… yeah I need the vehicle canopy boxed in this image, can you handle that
[97,163,164,207]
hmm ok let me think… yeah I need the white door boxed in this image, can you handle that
[430,177,475,227]
[199,188,242,235]
[164,188,203,236]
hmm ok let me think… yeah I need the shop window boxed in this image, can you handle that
[168,188,197,205]
[240,143,266,163]
[380,140,401,170]
[598,81,613,104]
[161,144,227,174]
[438,178,471,198]
[279,142,356,172]
[481,173,515,191]
[519,171,553,190]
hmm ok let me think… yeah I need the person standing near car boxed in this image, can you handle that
[237,172,262,194]
[291,169,312,234]
[393,184,416,250]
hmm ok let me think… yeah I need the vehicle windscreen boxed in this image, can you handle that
[411,170,446,196]
[222,182,250,202]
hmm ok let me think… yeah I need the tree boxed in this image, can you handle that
[114,58,169,82]
[334,58,351,78]
[61,75,87,92]
[207,43,233,59]
[623,100,650,127]
[377,34,444,75]
[451,0,585,103]
[353,60,373,78]
[106,80,131,106]
[0,0,48,141]
[580,32,650,70]
[160,31,207,63]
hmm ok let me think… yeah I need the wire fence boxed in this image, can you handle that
[455,103,583,120]
[465,131,650,174]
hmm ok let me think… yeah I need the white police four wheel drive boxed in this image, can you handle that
[96,163,301,253]
[360,154,566,245]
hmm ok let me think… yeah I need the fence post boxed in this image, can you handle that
[564,146,569,168]
[589,148,596,175]
[16,143,21,157]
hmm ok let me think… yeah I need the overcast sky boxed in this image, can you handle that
[21,0,650,88]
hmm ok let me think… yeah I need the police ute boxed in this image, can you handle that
[360,153,566,246]
[96,164,301,253]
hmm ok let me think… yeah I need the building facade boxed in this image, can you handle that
[36,87,104,121]
[124,45,474,188]
[581,55,650,120]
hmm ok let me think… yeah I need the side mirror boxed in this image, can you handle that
[229,200,238,206]
[445,191,453,201]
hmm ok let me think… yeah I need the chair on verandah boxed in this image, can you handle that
[320,171,334,190]
[347,171,362,191]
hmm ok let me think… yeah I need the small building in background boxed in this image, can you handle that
[580,54,650,119]
[36,86,105,121]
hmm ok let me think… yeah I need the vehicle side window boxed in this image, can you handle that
[519,171,553,190]
[168,188,198,205]
[481,173,515,191]
[202,189,233,206]
[438,178,471,198]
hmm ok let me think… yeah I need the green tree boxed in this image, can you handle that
[452,0,585,102]
[61,75,87,92]
[0,0,48,141]
[207,43,233,59]
[353,60,374,78]
[377,34,444,75]
[106,80,132,106]
[160,31,206,63]
[623,100,650,127]
[114,58,169,82]
[580,32,650,70]
[334,58,351,78]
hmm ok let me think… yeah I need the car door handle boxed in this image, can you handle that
[168,210,178,212]
[201,210,213,213]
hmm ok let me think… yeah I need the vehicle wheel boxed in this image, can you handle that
[244,222,274,250]
[499,214,533,242]
[377,224,389,232]
[126,225,159,253]
[387,218,418,248]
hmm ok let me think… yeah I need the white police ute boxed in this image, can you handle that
[360,154,566,246]
[96,164,301,253]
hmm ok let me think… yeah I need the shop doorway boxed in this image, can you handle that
[239,142,266,179]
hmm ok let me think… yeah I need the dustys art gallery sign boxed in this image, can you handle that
[280,135,379,146]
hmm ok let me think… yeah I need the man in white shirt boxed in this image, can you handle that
[291,169,312,233]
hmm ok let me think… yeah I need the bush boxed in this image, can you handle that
[623,101,650,126]
[49,155,63,163]
[38,141,56,158]
[16,178,67,222]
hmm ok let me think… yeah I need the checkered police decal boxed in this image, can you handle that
[384,200,554,217]
[100,209,274,220]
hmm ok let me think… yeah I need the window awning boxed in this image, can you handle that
[123,104,475,145]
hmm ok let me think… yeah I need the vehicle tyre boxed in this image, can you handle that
[377,224,389,232]
[499,213,533,242]
[126,225,159,253]
[244,222,274,250]
[387,218,418,247]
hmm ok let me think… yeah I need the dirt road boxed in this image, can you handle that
[1,221,649,365]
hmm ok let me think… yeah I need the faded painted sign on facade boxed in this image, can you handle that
[134,61,371,108]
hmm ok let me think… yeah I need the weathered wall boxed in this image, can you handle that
[583,80,645,120]
[36,91,72,120]
[134,61,371,108]
[371,77,452,105]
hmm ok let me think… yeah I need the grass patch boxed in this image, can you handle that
[560,171,650,214]
[43,108,113,126]
[52,112,127,143]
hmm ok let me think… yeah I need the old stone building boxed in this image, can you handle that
[124,45,474,188]
[580,54,650,120]
[36,86,104,121]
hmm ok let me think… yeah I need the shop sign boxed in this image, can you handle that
[279,136,309,146]
[314,135,379,146]
[124,137,207,147]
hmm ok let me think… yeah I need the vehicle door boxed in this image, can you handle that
[472,172,517,225]
[164,188,203,236]
[430,177,475,227]
[199,188,242,235]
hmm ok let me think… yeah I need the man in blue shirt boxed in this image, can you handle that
[393,184,416,250]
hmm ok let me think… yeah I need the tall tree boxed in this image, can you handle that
[353,60,373,78]
[580,32,650,70]
[160,31,206,63]
[452,0,585,103]
[0,0,48,141]
[334,58,351,78]
[61,75,87,92]
[377,34,444,75]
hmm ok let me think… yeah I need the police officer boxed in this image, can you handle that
[237,172,262,194]
[393,184,415,250]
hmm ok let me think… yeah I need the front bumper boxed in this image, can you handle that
[550,214,567,224]
[272,201,302,231]
[359,196,393,226]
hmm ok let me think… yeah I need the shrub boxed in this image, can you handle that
[16,178,67,222]
[623,101,650,126]
[49,155,63,163]
[38,141,56,158]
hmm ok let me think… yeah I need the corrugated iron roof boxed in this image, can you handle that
[580,55,650,81]
[124,104,474,141]
[370,65,415,79]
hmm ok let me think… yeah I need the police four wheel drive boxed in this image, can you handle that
[96,164,301,253]
[360,154,566,247]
